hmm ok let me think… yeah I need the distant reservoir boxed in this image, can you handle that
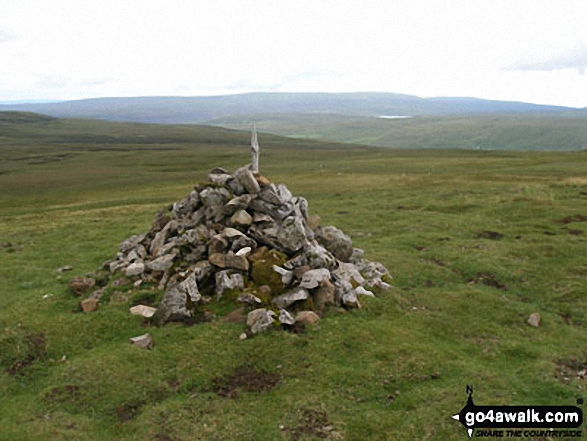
[377,115,412,119]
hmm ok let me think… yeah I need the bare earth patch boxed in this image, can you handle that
[210,365,281,398]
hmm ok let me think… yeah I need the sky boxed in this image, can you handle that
[1,0,587,107]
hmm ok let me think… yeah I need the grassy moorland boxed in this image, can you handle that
[206,113,587,151]
[1,112,587,440]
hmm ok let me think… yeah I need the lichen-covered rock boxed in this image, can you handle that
[316,226,353,262]
[215,270,244,300]
[299,268,330,289]
[156,273,200,324]
[272,287,309,309]
[279,309,295,325]
[246,308,276,334]
[125,262,145,277]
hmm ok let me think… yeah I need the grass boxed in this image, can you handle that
[1,113,587,440]
[207,113,587,151]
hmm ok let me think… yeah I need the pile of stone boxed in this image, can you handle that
[78,164,391,335]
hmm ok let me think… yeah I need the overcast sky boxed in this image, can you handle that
[1,0,587,107]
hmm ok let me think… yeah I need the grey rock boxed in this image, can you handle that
[316,226,353,262]
[226,194,252,211]
[273,265,294,285]
[172,191,200,218]
[276,184,293,203]
[237,293,262,305]
[215,270,245,299]
[279,309,295,325]
[209,251,249,271]
[341,290,361,308]
[235,166,261,194]
[231,235,257,252]
[149,230,167,256]
[354,286,375,297]
[278,216,309,254]
[253,212,274,223]
[120,234,145,253]
[299,268,331,289]
[129,333,153,350]
[304,240,336,270]
[272,287,309,309]
[349,248,365,263]
[333,262,365,286]
[356,260,391,282]
[192,260,213,283]
[147,254,175,272]
[259,184,282,204]
[157,274,200,323]
[249,198,294,220]
[125,262,145,277]
[227,177,246,196]
[247,308,276,334]
[57,265,73,272]
[200,187,230,207]
[208,233,229,255]
[208,172,233,186]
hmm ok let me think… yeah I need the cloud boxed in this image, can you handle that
[0,28,20,43]
[36,75,70,89]
[506,42,587,75]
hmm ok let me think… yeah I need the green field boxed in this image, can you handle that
[1,113,587,440]
[207,113,587,151]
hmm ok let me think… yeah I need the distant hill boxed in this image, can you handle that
[0,92,584,125]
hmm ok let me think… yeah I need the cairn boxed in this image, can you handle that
[75,131,391,335]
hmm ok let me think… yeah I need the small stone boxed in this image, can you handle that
[69,276,95,296]
[80,297,99,313]
[125,262,145,277]
[129,304,157,318]
[129,333,153,350]
[235,246,252,257]
[246,308,276,334]
[354,286,375,297]
[133,280,142,287]
[255,175,271,187]
[57,265,73,272]
[527,312,541,327]
[239,333,248,340]
[223,227,245,238]
[295,311,321,326]
[237,293,262,305]
[273,265,294,285]
[279,309,295,325]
